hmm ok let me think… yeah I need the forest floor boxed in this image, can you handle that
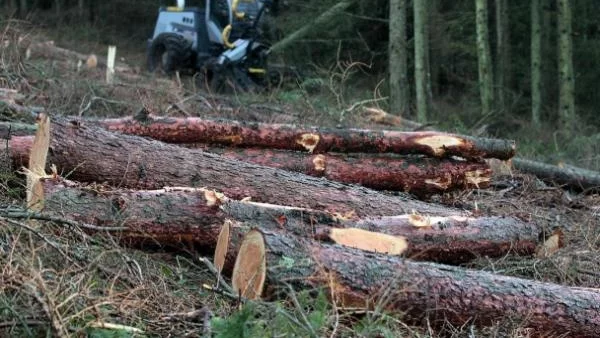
[1,21,600,337]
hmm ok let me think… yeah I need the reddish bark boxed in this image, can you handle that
[6,136,492,195]
[260,229,600,337]
[39,117,458,217]
[190,145,492,194]
[34,178,541,265]
[95,113,516,160]
[8,135,33,169]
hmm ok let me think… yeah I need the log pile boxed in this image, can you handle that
[6,113,600,337]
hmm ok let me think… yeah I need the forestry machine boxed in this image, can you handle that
[147,0,277,92]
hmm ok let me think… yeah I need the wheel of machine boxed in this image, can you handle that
[147,33,192,75]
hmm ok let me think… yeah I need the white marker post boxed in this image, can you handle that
[106,45,117,84]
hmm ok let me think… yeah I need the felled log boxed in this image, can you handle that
[94,113,516,160]
[9,134,491,194]
[25,41,134,73]
[26,177,542,265]
[241,229,600,337]
[513,158,600,192]
[194,146,492,194]
[33,117,463,217]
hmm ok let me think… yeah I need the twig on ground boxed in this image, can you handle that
[0,207,128,231]
[198,257,235,294]
[0,215,79,267]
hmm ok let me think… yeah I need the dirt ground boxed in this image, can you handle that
[1,24,600,337]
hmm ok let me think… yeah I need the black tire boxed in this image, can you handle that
[147,33,192,74]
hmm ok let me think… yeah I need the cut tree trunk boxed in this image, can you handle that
[255,229,600,337]
[25,41,134,73]
[39,117,460,217]
[8,132,493,195]
[513,158,600,192]
[164,145,492,194]
[23,178,542,265]
[93,113,516,160]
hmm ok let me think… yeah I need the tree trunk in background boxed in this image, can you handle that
[413,0,430,123]
[531,0,543,125]
[429,0,441,97]
[388,0,409,116]
[542,0,554,108]
[495,0,510,110]
[557,0,575,125]
[424,0,434,105]
[475,0,494,117]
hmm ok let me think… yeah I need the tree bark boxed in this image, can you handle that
[259,229,600,337]
[27,178,541,265]
[413,0,430,123]
[10,134,492,195]
[513,158,600,192]
[388,0,409,116]
[475,0,494,116]
[557,0,575,125]
[94,114,516,160]
[531,0,543,125]
[41,117,460,217]
[195,145,492,194]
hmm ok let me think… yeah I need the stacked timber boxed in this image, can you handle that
[4,110,518,196]
[4,113,600,337]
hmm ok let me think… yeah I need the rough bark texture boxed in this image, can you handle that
[346,214,540,263]
[388,0,409,116]
[196,146,492,194]
[513,158,600,192]
[94,114,516,160]
[261,230,600,337]
[8,135,33,169]
[33,179,540,265]
[42,117,458,217]
[6,135,493,195]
